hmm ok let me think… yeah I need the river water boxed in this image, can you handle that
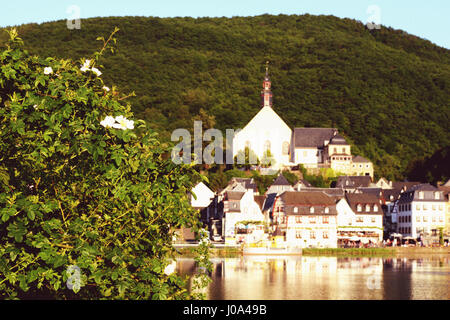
[177,256,449,300]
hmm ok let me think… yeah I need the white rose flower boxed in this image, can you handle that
[82,59,91,68]
[100,116,115,128]
[164,261,176,276]
[125,119,134,130]
[44,67,53,75]
[113,115,134,130]
[102,86,110,92]
[91,67,102,77]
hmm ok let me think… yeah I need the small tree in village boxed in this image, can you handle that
[0,29,210,299]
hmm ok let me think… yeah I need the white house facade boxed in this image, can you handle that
[396,184,446,238]
[222,189,265,245]
[336,193,383,245]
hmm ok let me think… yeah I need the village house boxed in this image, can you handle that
[293,179,313,190]
[381,188,402,238]
[351,155,374,178]
[272,191,338,248]
[396,184,446,240]
[437,179,450,236]
[375,177,393,189]
[335,175,375,193]
[190,182,216,223]
[221,189,266,245]
[336,193,383,246]
[266,174,294,195]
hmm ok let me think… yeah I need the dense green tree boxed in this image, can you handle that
[0,29,210,300]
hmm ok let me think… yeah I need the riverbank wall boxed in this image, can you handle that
[174,244,449,258]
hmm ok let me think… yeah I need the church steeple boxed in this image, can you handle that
[261,61,273,108]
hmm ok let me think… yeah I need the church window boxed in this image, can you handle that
[282,141,289,155]
[264,140,271,152]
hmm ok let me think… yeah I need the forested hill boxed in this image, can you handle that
[1,15,449,180]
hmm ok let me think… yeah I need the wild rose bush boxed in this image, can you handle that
[0,29,210,299]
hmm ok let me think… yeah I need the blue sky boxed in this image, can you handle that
[1,0,449,49]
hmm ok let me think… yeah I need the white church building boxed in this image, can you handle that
[232,65,373,177]
[232,67,292,169]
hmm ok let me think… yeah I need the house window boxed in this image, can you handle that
[365,205,370,212]
[323,231,329,239]
[432,216,436,222]
[408,204,411,211]
[432,205,436,211]
[416,216,420,222]
[357,204,362,212]
[296,231,302,239]
[310,231,316,239]
[434,192,439,200]
[323,216,329,224]
[303,151,307,157]
[419,191,424,199]
[309,216,316,224]
[310,207,315,214]
[423,216,427,222]
[356,217,363,223]
[295,216,302,224]
[333,148,337,154]
[293,207,298,213]
[423,204,427,210]
[416,204,420,211]
[374,205,378,212]
[438,205,443,211]
[324,207,329,214]
[371,217,376,223]
[439,216,443,222]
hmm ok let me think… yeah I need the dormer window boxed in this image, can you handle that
[365,204,370,212]
[434,192,440,200]
[324,207,329,214]
[357,204,362,212]
[374,205,378,212]
[310,207,315,214]
[419,191,424,199]
[293,207,298,213]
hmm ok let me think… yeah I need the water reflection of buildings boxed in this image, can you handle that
[176,256,449,300]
